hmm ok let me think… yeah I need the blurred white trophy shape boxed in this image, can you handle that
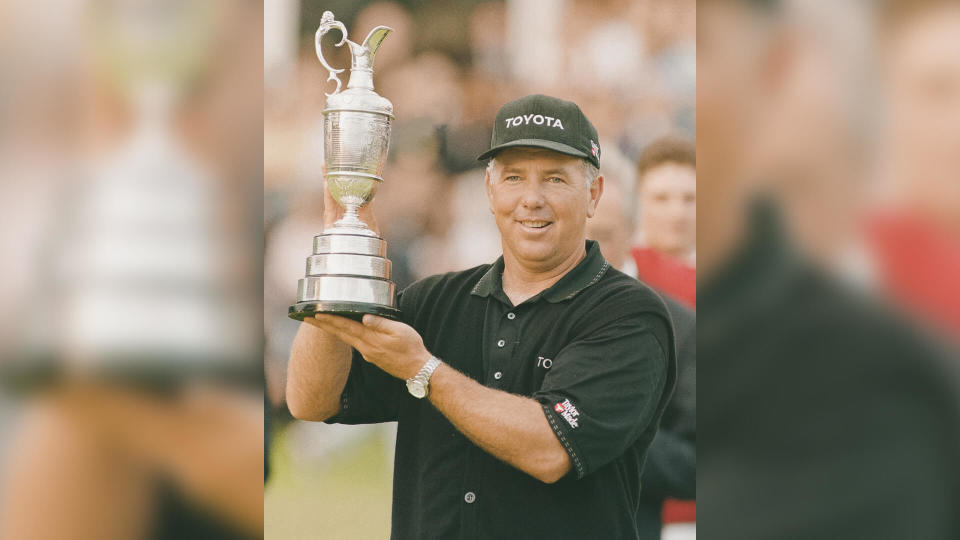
[28,0,256,377]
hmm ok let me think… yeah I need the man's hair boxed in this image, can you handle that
[635,136,696,182]
[486,156,600,187]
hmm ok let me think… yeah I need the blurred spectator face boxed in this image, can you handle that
[747,1,871,265]
[485,148,602,270]
[697,1,763,193]
[638,162,696,257]
[884,2,960,230]
[587,175,631,270]
[696,0,771,272]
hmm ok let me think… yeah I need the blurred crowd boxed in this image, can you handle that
[263,0,695,538]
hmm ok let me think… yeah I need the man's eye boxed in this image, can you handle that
[547,176,564,184]
[504,175,521,182]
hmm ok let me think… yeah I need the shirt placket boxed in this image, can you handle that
[459,443,480,539]
[488,307,520,388]
[460,300,524,538]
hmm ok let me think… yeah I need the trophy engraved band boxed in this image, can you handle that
[289,11,401,321]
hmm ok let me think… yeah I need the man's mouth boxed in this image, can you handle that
[517,219,553,231]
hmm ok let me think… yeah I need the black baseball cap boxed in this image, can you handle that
[477,94,601,168]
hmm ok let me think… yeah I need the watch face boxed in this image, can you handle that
[407,380,426,398]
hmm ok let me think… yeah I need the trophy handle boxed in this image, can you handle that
[315,11,348,97]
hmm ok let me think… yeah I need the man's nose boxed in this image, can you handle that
[519,180,545,208]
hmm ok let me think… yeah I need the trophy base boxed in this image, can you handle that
[288,300,401,322]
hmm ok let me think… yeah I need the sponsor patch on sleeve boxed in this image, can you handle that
[553,399,580,429]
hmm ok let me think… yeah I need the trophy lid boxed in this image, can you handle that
[315,11,394,118]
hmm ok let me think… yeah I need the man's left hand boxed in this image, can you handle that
[309,314,433,380]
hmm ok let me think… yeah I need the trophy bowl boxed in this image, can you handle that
[325,108,391,178]
[327,174,380,209]
[323,107,391,233]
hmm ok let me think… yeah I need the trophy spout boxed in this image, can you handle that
[360,26,392,69]
[345,26,392,91]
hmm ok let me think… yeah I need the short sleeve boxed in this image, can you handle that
[324,347,404,425]
[533,314,670,478]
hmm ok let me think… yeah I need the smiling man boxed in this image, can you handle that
[286,94,676,539]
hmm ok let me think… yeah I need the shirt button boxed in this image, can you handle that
[464,491,476,504]
[497,339,505,347]
[494,371,503,380]
[507,312,516,320]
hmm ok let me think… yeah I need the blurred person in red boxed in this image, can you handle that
[867,0,960,339]
[588,150,697,539]
[698,1,960,538]
[631,136,697,308]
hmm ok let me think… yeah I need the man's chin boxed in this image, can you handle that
[508,239,561,265]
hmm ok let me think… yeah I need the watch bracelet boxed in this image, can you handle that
[413,355,442,384]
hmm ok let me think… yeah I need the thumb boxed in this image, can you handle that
[362,314,392,333]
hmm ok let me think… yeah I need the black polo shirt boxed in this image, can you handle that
[326,240,677,539]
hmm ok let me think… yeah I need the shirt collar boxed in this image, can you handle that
[471,240,610,305]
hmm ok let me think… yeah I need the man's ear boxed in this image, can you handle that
[586,174,604,218]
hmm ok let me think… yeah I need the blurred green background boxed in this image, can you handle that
[265,421,395,540]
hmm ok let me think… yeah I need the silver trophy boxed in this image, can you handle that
[289,11,400,321]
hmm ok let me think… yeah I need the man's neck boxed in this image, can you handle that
[501,244,587,306]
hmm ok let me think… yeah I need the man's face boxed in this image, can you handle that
[638,163,697,256]
[485,147,603,271]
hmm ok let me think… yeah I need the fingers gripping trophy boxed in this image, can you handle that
[289,11,401,321]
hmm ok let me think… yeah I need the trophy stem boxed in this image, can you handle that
[331,203,376,235]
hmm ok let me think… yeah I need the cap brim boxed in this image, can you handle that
[477,139,591,163]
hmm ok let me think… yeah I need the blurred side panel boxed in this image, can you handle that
[697,0,960,538]
[0,0,265,539]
